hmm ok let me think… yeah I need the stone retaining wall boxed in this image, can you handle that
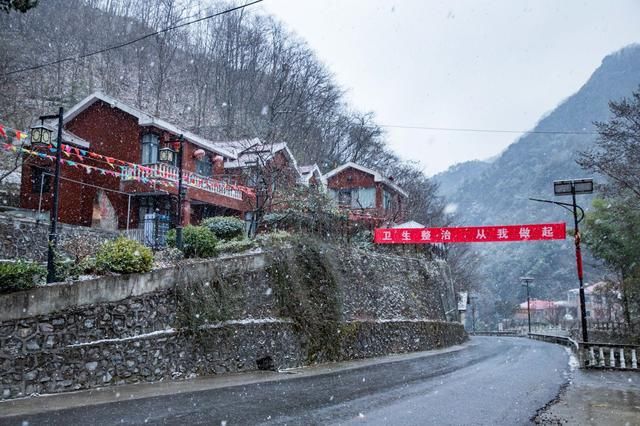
[0,214,118,262]
[0,244,466,400]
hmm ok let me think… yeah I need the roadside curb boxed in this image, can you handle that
[0,342,471,418]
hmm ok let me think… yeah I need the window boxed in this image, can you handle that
[383,190,393,210]
[353,187,375,208]
[31,167,51,193]
[196,157,212,177]
[337,189,352,206]
[141,134,159,164]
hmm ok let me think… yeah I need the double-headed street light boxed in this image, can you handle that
[530,177,593,342]
[30,107,64,283]
[520,276,534,333]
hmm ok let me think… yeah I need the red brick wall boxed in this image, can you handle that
[326,167,405,221]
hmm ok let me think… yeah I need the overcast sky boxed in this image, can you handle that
[257,0,640,176]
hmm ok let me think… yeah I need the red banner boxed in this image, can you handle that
[374,223,566,244]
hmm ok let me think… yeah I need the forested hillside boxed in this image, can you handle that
[0,0,445,224]
[434,45,640,325]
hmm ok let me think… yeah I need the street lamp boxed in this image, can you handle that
[158,146,176,165]
[521,276,534,334]
[172,135,185,250]
[529,177,593,342]
[29,122,54,146]
[31,107,64,283]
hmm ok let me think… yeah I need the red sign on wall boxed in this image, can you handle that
[374,223,566,244]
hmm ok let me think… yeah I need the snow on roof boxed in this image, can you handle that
[219,139,302,178]
[518,299,556,310]
[63,92,236,159]
[298,164,324,185]
[323,162,409,198]
[41,123,91,149]
[568,281,611,295]
[393,220,425,228]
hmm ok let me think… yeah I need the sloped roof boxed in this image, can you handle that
[393,220,425,228]
[323,162,408,198]
[218,139,302,178]
[518,299,556,310]
[63,92,236,159]
[298,164,324,186]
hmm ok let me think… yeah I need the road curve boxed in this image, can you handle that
[1,337,569,425]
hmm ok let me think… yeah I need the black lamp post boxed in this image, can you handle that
[173,135,185,250]
[31,107,64,283]
[529,178,593,342]
[521,276,534,333]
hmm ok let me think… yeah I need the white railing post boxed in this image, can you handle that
[589,347,596,366]
[632,349,638,369]
[598,347,606,367]
[620,348,626,369]
[610,348,616,368]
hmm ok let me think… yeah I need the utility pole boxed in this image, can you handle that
[521,276,534,334]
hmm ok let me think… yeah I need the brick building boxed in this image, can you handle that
[20,92,254,233]
[323,162,407,224]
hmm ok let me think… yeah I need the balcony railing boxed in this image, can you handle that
[121,163,243,201]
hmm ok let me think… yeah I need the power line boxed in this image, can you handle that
[1,0,264,77]
[378,124,599,136]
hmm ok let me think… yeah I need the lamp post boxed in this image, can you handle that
[529,178,593,342]
[31,107,64,283]
[521,276,534,333]
[173,135,185,250]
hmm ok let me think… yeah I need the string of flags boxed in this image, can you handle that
[1,142,176,189]
[0,121,255,196]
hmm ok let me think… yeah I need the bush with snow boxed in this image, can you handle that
[95,237,153,274]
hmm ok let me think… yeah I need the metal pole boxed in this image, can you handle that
[37,172,45,222]
[175,135,184,250]
[573,185,589,342]
[526,281,531,333]
[126,194,131,232]
[46,107,64,283]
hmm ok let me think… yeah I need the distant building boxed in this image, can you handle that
[323,162,407,224]
[568,281,622,322]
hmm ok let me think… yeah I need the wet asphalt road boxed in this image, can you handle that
[2,337,569,426]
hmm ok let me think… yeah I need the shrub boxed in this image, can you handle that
[95,237,153,274]
[0,261,45,294]
[167,225,218,258]
[255,230,292,247]
[60,235,100,262]
[217,239,256,254]
[202,216,245,240]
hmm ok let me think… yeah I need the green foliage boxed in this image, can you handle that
[0,0,38,14]
[267,237,342,363]
[202,216,245,240]
[584,197,640,274]
[95,237,153,274]
[255,230,292,247]
[217,239,256,254]
[177,279,231,331]
[0,260,45,294]
[167,225,218,258]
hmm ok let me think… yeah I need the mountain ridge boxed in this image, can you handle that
[433,44,640,324]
